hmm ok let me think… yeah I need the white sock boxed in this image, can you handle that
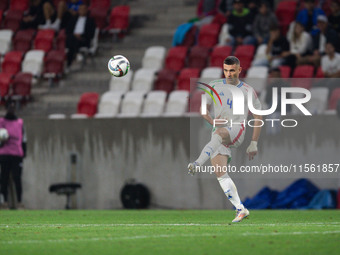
[195,134,222,165]
[217,173,244,210]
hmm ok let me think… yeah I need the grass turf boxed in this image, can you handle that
[0,210,340,255]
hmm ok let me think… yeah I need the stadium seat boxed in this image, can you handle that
[56,29,66,51]
[187,45,210,70]
[107,5,130,34]
[211,13,227,29]
[291,65,314,90]
[153,69,177,94]
[77,92,99,117]
[252,44,268,64]
[0,29,13,56]
[109,69,133,93]
[95,91,124,118]
[188,90,204,113]
[10,0,29,11]
[234,45,255,72]
[34,29,55,52]
[89,0,110,9]
[315,67,324,78]
[197,23,220,48]
[177,68,201,91]
[11,72,32,100]
[210,45,232,67]
[13,29,36,53]
[275,0,298,35]
[141,91,167,117]
[1,51,24,75]
[3,10,23,32]
[0,73,13,101]
[218,23,232,46]
[43,50,66,78]
[22,50,45,77]
[142,46,166,71]
[165,46,188,72]
[164,90,189,116]
[131,68,157,92]
[181,25,198,47]
[278,65,291,78]
[305,87,329,114]
[119,91,145,117]
[89,8,108,29]
[328,88,340,110]
[200,67,223,79]
[0,0,8,11]
[48,113,66,119]
[245,66,269,93]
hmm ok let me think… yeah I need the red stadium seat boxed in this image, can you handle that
[0,0,8,11]
[3,10,23,32]
[177,68,201,91]
[77,92,99,117]
[56,29,66,51]
[209,45,232,67]
[90,8,108,29]
[181,25,198,47]
[154,69,177,94]
[291,65,314,90]
[11,72,32,100]
[34,29,55,52]
[13,29,36,53]
[234,45,255,73]
[275,0,298,35]
[315,66,324,78]
[107,5,130,33]
[278,65,291,78]
[197,23,220,48]
[211,13,227,29]
[165,46,188,72]
[1,51,24,75]
[43,50,66,77]
[328,88,340,110]
[10,0,29,11]
[189,90,204,113]
[0,10,3,24]
[0,73,13,100]
[187,46,210,70]
[89,0,110,9]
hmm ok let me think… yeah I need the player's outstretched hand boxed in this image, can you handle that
[246,141,258,160]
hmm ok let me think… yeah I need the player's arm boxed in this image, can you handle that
[247,113,262,160]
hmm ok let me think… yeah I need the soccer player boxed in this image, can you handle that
[188,56,262,223]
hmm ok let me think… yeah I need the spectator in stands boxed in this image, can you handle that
[285,21,312,68]
[226,0,256,46]
[0,100,27,210]
[329,0,340,36]
[252,25,290,68]
[65,4,96,70]
[219,0,233,16]
[298,15,339,66]
[296,0,325,34]
[197,0,220,18]
[253,1,278,45]
[48,0,84,30]
[21,0,56,30]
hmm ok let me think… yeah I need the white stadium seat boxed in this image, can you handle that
[70,113,88,119]
[118,91,146,117]
[0,30,13,56]
[245,66,269,93]
[94,91,124,118]
[109,69,133,93]
[306,87,329,114]
[218,23,231,46]
[131,68,157,92]
[22,50,45,77]
[141,91,167,117]
[252,44,267,62]
[200,67,223,79]
[164,90,189,116]
[142,46,166,70]
[48,114,67,119]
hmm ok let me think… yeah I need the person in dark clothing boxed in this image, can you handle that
[296,0,325,34]
[328,1,340,36]
[0,101,27,210]
[65,4,96,69]
[20,0,56,30]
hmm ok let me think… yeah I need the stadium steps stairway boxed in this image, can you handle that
[18,0,196,117]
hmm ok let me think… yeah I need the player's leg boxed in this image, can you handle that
[0,160,10,209]
[211,154,249,223]
[188,128,231,175]
[11,158,23,208]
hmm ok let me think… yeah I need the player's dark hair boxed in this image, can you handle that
[224,56,240,66]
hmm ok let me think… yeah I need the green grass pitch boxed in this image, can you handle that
[1,210,340,255]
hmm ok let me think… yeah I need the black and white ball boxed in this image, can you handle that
[108,55,130,77]
[0,128,9,142]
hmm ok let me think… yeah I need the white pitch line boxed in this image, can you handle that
[0,222,340,228]
[1,230,340,245]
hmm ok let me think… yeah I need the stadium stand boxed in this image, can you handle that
[154,69,178,94]
[34,29,55,53]
[329,88,340,110]
[197,23,220,48]
[177,68,201,91]
[106,5,130,36]
[209,45,232,67]
[1,51,24,75]
[306,87,329,114]
[131,68,157,92]
[95,91,124,118]
[188,89,204,113]
[165,46,188,72]
[164,90,189,116]
[22,50,45,77]
[13,29,36,53]
[11,72,33,101]
[200,67,223,79]
[109,70,134,93]
[142,46,166,71]
[76,92,99,117]
[187,45,210,70]
[3,9,23,32]
[275,0,298,36]
[9,0,29,12]
[141,90,167,117]
[119,91,145,117]
[0,29,13,56]
[0,72,12,101]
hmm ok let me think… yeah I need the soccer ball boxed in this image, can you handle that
[0,128,9,142]
[108,55,130,77]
